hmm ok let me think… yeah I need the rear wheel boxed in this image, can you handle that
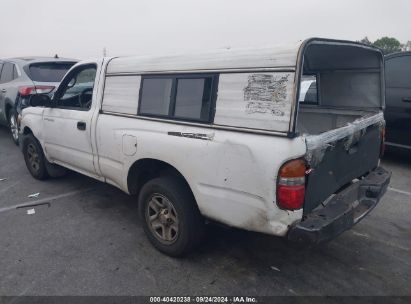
[138,175,205,257]
[22,134,49,180]
[7,109,19,145]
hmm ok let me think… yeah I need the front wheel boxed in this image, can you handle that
[8,109,19,145]
[138,175,205,257]
[22,134,49,180]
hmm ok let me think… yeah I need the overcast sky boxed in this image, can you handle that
[0,0,409,59]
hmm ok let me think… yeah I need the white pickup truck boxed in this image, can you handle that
[19,38,391,256]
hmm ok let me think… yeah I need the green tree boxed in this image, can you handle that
[373,37,402,54]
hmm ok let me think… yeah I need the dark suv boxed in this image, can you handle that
[0,57,77,144]
[385,52,411,150]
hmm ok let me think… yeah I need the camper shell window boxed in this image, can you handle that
[138,74,218,123]
[296,42,383,135]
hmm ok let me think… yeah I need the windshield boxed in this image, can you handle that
[27,62,76,82]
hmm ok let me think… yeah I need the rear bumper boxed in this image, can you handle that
[287,166,391,245]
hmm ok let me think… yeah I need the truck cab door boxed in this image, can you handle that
[42,63,99,177]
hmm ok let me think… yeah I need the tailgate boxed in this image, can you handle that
[303,113,384,214]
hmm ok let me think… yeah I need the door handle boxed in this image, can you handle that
[1,89,6,93]
[402,97,411,103]
[77,121,86,131]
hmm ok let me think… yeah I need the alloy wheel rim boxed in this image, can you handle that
[146,193,179,244]
[27,143,40,172]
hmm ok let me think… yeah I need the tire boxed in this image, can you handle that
[7,108,19,145]
[22,134,49,180]
[138,175,205,257]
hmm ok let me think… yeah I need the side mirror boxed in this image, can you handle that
[29,94,53,107]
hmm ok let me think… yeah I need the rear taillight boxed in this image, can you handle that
[380,127,385,157]
[18,86,54,96]
[277,159,306,210]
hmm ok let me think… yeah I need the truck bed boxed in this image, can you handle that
[297,106,377,135]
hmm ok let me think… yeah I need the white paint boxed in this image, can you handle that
[388,187,411,197]
[27,193,40,198]
[95,112,306,235]
[214,72,294,132]
[122,134,137,156]
[107,44,299,74]
[41,59,105,178]
[26,209,35,215]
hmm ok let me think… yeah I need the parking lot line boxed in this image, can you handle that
[388,187,411,197]
[0,187,95,214]
[351,231,410,252]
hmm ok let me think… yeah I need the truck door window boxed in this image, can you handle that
[56,65,97,110]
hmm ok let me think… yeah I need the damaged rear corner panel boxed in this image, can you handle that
[213,72,295,132]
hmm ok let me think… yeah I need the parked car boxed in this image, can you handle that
[19,38,390,257]
[0,57,77,144]
[385,51,411,150]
